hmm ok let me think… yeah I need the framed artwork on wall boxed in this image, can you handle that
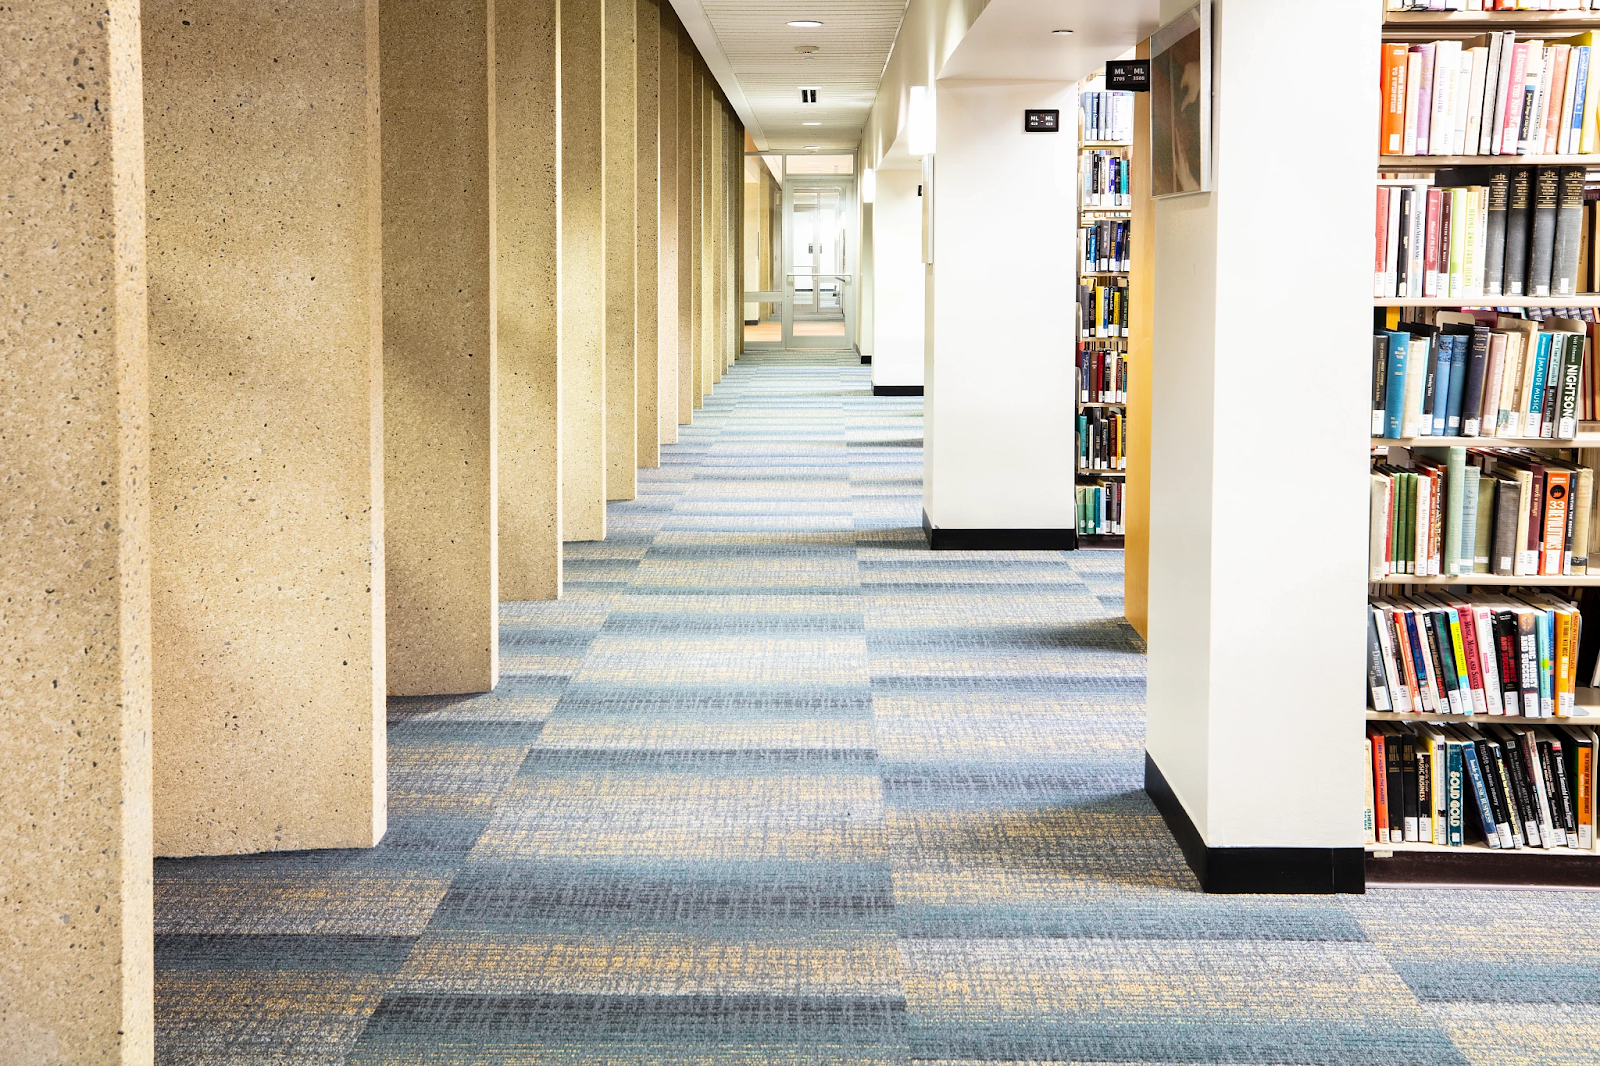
[1150,0,1211,198]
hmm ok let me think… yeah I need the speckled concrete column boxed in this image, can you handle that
[560,0,606,541]
[657,10,680,445]
[716,102,729,382]
[0,3,153,1058]
[676,36,695,426]
[604,0,636,502]
[636,0,661,467]
[497,0,561,600]
[381,0,497,694]
[144,0,386,855]
[690,65,704,409]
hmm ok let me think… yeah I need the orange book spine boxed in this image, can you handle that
[1543,470,1572,575]
[1577,744,1592,847]
[1382,43,1410,155]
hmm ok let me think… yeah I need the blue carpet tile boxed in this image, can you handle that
[153,352,1600,1065]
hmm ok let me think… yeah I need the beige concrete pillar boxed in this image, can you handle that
[604,0,637,502]
[657,9,680,446]
[381,0,497,694]
[561,0,606,541]
[709,104,724,385]
[699,79,713,400]
[677,40,696,425]
[497,0,562,599]
[691,66,704,409]
[1,3,153,1058]
[144,0,386,855]
[636,0,662,467]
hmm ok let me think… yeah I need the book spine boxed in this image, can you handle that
[1461,740,1504,847]
[1447,740,1465,847]
[1553,167,1585,298]
[1368,610,1393,711]
[1401,735,1420,842]
[1505,168,1533,296]
[1544,469,1572,575]
[1501,43,1530,154]
[1530,167,1561,296]
[1383,43,1411,154]
[1558,336,1583,439]
[1425,188,1443,297]
[1485,168,1510,296]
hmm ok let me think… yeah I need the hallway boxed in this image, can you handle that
[152,356,1570,1065]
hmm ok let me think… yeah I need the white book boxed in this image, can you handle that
[1403,337,1430,437]
[1465,46,1490,154]
[1433,40,1462,154]
[1481,33,1506,155]
[1386,188,1402,297]
[1525,45,1550,155]
[1405,50,1425,156]
[1408,181,1428,297]
[1472,605,1503,711]
[1559,46,1583,154]
[1454,53,1476,154]
[1493,31,1520,155]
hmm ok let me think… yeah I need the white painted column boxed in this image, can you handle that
[1145,0,1378,850]
[924,80,1077,535]
[871,167,926,389]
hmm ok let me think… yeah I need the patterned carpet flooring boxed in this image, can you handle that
[154,353,1600,1065]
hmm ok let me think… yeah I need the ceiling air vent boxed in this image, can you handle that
[799,87,819,104]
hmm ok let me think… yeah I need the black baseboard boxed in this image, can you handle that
[1145,753,1366,894]
[860,355,872,364]
[873,385,923,396]
[921,510,1076,551]
[1366,849,1600,888]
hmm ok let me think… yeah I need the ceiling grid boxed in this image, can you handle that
[686,0,909,152]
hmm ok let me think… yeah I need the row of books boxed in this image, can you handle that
[1081,150,1130,208]
[1365,721,1595,851]
[1077,346,1127,404]
[1079,92,1133,144]
[1076,278,1129,339]
[1379,34,1600,157]
[1366,592,1592,719]
[1076,480,1124,537]
[1370,315,1593,439]
[1375,168,1588,299]
[1077,408,1125,472]
[1388,3,1600,16]
[1369,446,1595,577]
[1081,219,1130,274]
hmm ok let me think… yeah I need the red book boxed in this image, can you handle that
[1369,730,1391,842]
[1425,188,1444,298]
[1376,186,1392,296]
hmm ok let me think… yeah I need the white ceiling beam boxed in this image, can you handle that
[666,0,769,149]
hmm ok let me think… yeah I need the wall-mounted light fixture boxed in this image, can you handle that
[907,85,935,157]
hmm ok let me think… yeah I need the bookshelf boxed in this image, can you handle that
[1366,5,1600,882]
[1075,76,1131,547]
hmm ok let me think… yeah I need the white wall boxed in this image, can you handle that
[923,80,1077,531]
[1146,0,1378,847]
[872,169,926,387]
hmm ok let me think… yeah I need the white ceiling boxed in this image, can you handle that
[670,0,910,153]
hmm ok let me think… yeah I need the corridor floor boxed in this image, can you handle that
[154,354,1598,1065]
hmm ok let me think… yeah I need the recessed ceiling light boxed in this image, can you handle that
[802,121,821,126]
[804,145,821,150]
[1052,28,1074,34]
[788,20,822,27]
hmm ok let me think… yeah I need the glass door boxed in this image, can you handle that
[784,177,853,349]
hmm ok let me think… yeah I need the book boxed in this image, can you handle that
[1530,167,1562,295]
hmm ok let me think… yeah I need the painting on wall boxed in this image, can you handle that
[1150,0,1211,198]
